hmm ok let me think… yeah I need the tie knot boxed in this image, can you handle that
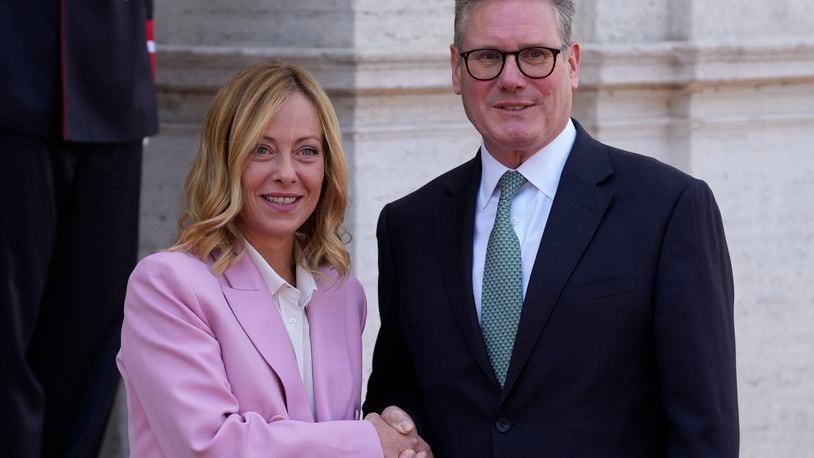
[498,170,527,200]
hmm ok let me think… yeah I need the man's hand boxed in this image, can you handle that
[366,410,418,458]
[365,405,433,458]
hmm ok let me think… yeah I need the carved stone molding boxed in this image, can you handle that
[155,45,450,95]
[579,38,814,89]
[156,38,814,94]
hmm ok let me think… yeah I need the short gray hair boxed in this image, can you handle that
[453,0,576,49]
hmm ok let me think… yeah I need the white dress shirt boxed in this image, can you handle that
[244,242,318,416]
[472,119,576,321]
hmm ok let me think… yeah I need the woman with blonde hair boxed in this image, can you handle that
[116,62,425,457]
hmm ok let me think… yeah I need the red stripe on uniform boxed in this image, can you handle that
[146,19,156,79]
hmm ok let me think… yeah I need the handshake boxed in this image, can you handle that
[366,406,433,458]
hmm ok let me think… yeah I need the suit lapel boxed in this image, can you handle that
[433,154,499,385]
[503,124,614,396]
[220,252,314,421]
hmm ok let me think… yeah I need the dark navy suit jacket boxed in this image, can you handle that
[365,121,738,457]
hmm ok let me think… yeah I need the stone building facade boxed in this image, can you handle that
[102,1,814,456]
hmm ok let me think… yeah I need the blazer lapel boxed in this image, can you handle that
[503,124,614,396]
[220,253,314,421]
[307,276,353,422]
[433,154,499,385]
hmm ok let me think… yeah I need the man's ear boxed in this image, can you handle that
[566,42,581,90]
[450,44,463,95]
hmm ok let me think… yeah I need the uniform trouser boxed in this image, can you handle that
[0,127,142,458]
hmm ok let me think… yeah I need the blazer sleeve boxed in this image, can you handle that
[654,180,739,457]
[118,254,382,458]
[364,205,431,437]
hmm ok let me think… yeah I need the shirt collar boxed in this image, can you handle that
[294,262,318,306]
[243,241,318,308]
[478,118,576,209]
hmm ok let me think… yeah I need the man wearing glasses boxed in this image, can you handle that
[365,0,739,456]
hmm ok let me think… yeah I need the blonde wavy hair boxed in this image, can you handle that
[171,62,351,278]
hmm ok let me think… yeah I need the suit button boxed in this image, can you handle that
[495,418,511,433]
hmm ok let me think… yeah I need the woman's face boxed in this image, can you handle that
[239,92,325,251]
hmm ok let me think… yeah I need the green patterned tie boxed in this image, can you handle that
[481,170,527,387]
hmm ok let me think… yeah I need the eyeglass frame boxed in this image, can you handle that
[458,45,568,81]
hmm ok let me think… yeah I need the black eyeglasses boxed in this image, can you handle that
[459,46,565,81]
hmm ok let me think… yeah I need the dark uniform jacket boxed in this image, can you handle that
[0,0,158,142]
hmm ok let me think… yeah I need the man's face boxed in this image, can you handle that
[451,0,580,166]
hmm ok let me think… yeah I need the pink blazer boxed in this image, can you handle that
[116,250,381,457]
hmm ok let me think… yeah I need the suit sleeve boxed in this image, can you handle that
[654,180,739,457]
[363,205,431,437]
[117,255,382,458]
